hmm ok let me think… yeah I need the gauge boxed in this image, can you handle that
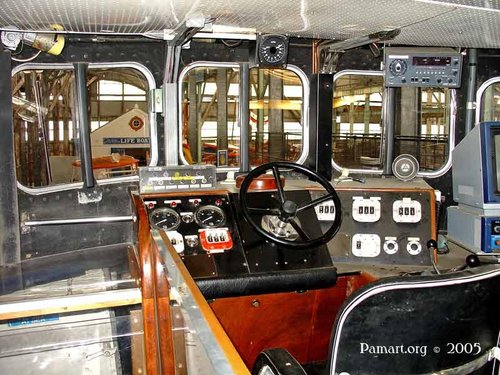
[257,34,289,66]
[195,205,226,228]
[149,207,181,231]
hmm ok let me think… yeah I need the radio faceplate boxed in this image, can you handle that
[384,47,462,88]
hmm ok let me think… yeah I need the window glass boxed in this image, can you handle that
[180,65,304,167]
[13,66,151,187]
[394,87,451,172]
[478,81,500,122]
[332,73,383,170]
[332,72,453,174]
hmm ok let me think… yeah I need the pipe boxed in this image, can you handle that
[383,87,396,175]
[239,62,250,173]
[24,216,136,226]
[73,63,95,188]
[465,48,478,133]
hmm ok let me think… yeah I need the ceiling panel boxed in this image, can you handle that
[1,0,500,48]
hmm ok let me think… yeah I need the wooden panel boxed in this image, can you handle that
[210,291,316,368]
[306,278,348,363]
[210,273,378,367]
[159,230,250,375]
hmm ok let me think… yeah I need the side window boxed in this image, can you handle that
[477,78,500,123]
[395,87,451,172]
[332,71,454,176]
[332,72,384,171]
[12,64,155,188]
[179,63,306,168]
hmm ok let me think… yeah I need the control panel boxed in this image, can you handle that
[144,194,242,257]
[384,47,462,88]
[312,186,435,266]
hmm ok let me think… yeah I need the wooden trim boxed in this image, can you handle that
[0,289,141,321]
[134,194,160,375]
[159,230,250,375]
[152,239,176,374]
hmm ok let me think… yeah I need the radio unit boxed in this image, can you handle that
[384,47,462,88]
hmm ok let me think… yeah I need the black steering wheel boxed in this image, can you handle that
[239,162,342,249]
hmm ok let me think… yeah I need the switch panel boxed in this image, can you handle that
[352,197,381,223]
[393,198,422,223]
[166,231,185,253]
[352,233,381,257]
[199,228,233,253]
[314,199,336,221]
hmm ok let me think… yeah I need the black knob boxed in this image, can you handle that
[465,254,481,268]
[426,239,438,250]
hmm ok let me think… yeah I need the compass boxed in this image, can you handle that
[257,34,289,67]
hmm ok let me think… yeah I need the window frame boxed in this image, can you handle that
[13,62,158,194]
[332,69,457,178]
[177,61,310,170]
[475,76,500,124]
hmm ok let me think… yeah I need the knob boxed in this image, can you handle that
[493,225,500,234]
[465,254,481,268]
[426,239,438,250]
[389,60,407,76]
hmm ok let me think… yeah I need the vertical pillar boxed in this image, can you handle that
[0,50,21,265]
[307,74,333,180]
[269,71,284,161]
[188,74,199,162]
[216,68,228,150]
[74,63,95,188]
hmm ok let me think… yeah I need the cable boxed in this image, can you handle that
[221,39,242,48]
[12,50,41,62]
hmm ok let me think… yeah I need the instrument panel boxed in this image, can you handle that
[311,186,435,266]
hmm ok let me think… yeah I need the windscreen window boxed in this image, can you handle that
[12,66,153,187]
[180,65,305,167]
[332,73,384,170]
[332,71,453,175]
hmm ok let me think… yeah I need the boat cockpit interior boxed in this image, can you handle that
[1,1,500,374]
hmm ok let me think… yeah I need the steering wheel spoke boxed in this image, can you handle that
[289,219,311,242]
[296,192,336,213]
[271,165,286,204]
[248,207,280,215]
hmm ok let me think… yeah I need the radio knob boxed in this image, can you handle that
[493,225,500,234]
[389,59,407,76]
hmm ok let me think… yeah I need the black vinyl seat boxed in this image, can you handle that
[252,264,500,375]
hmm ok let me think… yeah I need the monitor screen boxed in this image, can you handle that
[494,132,500,193]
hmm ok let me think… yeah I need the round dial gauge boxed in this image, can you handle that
[149,207,181,231]
[259,35,288,65]
[195,205,226,228]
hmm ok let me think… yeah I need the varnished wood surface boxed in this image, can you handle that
[159,230,251,375]
[209,273,378,368]
[134,194,161,375]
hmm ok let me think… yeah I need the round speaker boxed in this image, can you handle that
[392,154,419,181]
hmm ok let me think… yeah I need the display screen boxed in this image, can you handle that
[494,133,500,193]
[412,56,451,66]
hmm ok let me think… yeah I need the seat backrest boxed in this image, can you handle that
[328,265,500,375]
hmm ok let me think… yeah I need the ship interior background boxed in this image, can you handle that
[1,1,500,374]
